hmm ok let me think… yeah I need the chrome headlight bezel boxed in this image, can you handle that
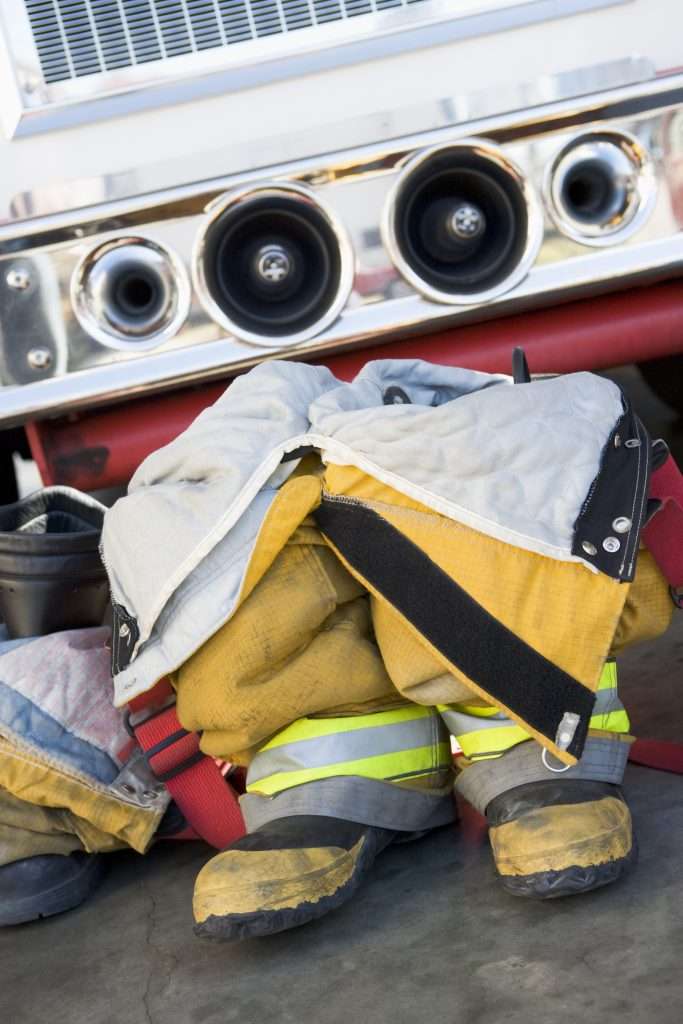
[381,138,544,306]
[70,235,191,352]
[192,181,355,348]
[543,129,658,247]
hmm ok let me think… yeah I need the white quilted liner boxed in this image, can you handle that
[311,360,622,556]
[0,626,128,771]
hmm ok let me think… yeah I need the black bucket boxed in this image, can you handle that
[0,487,109,639]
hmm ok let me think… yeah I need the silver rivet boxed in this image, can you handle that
[614,434,621,448]
[121,783,135,795]
[119,623,130,638]
[449,202,486,240]
[6,267,31,291]
[582,541,597,556]
[612,517,632,534]
[603,536,621,553]
[27,348,53,370]
[256,244,291,284]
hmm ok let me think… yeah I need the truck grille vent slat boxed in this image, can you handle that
[25,0,430,84]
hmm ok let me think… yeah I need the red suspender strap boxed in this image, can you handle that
[127,679,245,849]
[642,446,683,600]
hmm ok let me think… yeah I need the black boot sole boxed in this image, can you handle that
[195,831,379,942]
[498,838,638,900]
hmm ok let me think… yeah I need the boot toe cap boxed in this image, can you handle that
[489,795,635,899]
[193,839,366,941]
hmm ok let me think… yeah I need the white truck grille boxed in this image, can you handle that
[25,0,429,84]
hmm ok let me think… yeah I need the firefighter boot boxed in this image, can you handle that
[193,815,397,941]
[0,852,106,926]
[486,779,636,899]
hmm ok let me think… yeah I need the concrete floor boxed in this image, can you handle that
[1,368,682,1024]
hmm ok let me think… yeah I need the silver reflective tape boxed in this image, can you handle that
[593,687,626,717]
[247,712,447,786]
[441,687,625,741]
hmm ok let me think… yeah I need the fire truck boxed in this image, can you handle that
[1,0,682,500]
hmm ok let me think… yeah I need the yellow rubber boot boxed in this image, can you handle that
[193,815,396,941]
[486,780,635,899]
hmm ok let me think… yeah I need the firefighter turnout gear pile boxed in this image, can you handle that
[0,358,677,934]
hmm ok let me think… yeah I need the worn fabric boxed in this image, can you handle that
[0,787,83,867]
[0,785,129,866]
[101,359,669,770]
[174,533,399,762]
[103,360,627,708]
[611,547,674,652]
[440,660,628,762]
[1,362,672,860]
[0,627,167,856]
[0,626,132,784]
[315,494,628,761]
[174,488,669,769]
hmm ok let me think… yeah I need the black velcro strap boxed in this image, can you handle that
[314,498,594,760]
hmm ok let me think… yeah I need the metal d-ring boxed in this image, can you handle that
[542,748,572,773]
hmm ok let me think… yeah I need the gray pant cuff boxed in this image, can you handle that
[241,776,456,833]
[455,736,631,816]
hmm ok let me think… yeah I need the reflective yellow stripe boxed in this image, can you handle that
[260,706,431,751]
[589,709,630,733]
[455,707,630,760]
[443,661,627,760]
[247,743,452,796]
[592,661,629,732]
[598,661,618,690]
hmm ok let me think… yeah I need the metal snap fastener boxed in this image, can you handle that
[256,244,292,284]
[6,266,31,291]
[119,623,130,638]
[448,202,486,240]
[27,348,53,370]
[612,517,631,534]
[581,540,597,556]
[603,536,621,553]
[613,434,621,448]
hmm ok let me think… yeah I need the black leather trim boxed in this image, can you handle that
[572,400,651,582]
[111,602,139,675]
[238,815,393,853]
[486,779,622,826]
